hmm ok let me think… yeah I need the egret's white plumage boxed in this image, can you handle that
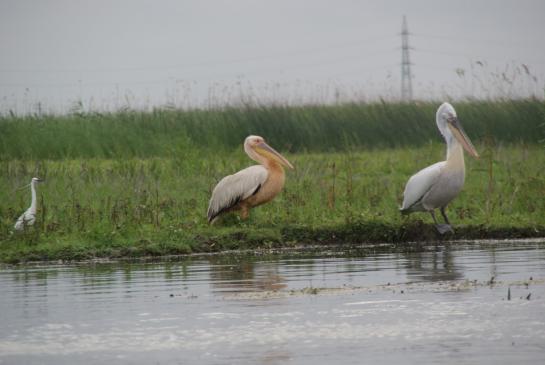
[400,103,478,233]
[14,177,43,231]
[207,135,293,223]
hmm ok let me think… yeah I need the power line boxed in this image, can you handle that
[411,33,536,50]
[0,49,399,89]
[413,47,545,66]
[0,35,397,74]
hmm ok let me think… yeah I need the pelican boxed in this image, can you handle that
[207,135,294,223]
[400,102,479,234]
[14,177,44,231]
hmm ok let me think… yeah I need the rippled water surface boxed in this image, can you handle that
[1,240,545,364]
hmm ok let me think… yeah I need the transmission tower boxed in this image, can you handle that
[401,15,413,101]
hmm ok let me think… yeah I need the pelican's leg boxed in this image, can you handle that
[239,205,250,220]
[430,210,454,235]
[440,207,452,226]
[429,210,438,224]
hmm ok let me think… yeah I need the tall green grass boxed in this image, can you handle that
[1,100,543,160]
[1,143,544,262]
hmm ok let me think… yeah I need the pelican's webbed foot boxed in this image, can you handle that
[435,224,454,235]
[430,210,454,234]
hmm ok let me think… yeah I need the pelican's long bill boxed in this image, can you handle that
[447,118,479,158]
[255,142,294,169]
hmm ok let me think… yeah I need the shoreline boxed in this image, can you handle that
[2,222,544,265]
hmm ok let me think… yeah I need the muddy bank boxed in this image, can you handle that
[1,221,544,264]
[198,221,545,253]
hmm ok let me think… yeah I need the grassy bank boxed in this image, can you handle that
[1,100,544,159]
[1,143,544,263]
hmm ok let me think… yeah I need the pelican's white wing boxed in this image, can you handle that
[400,161,445,212]
[207,165,269,222]
[14,209,36,231]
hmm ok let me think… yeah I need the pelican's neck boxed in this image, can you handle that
[262,157,285,174]
[30,181,38,212]
[248,148,285,173]
[446,137,465,169]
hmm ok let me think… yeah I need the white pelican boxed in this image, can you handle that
[400,102,479,234]
[14,177,44,231]
[207,135,294,223]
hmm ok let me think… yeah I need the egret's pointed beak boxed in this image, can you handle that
[16,184,31,191]
[255,142,294,169]
[447,118,479,158]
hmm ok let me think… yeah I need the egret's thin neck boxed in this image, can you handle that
[30,182,37,211]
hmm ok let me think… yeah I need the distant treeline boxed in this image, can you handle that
[1,100,543,159]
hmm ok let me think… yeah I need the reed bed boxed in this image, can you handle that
[1,100,543,159]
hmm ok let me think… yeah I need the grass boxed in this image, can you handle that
[1,140,544,264]
[1,99,544,159]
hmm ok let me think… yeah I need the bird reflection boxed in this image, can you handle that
[207,256,286,294]
[403,245,463,282]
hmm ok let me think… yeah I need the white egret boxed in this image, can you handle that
[400,103,479,234]
[208,135,294,223]
[14,177,44,231]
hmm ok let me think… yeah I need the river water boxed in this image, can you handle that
[1,239,545,364]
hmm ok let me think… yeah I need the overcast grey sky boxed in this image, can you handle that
[1,0,544,114]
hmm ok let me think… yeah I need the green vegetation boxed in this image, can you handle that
[1,145,544,264]
[1,99,543,159]
[0,100,544,263]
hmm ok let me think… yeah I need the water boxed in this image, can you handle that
[1,240,545,364]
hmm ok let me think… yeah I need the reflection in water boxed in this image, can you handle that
[11,267,59,285]
[403,245,463,282]
[1,240,545,365]
[208,256,287,293]
[260,350,293,365]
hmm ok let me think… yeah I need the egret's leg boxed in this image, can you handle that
[431,210,454,234]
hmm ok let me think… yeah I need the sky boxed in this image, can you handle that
[1,0,544,114]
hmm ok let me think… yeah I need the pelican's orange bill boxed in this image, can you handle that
[256,142,294,169]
